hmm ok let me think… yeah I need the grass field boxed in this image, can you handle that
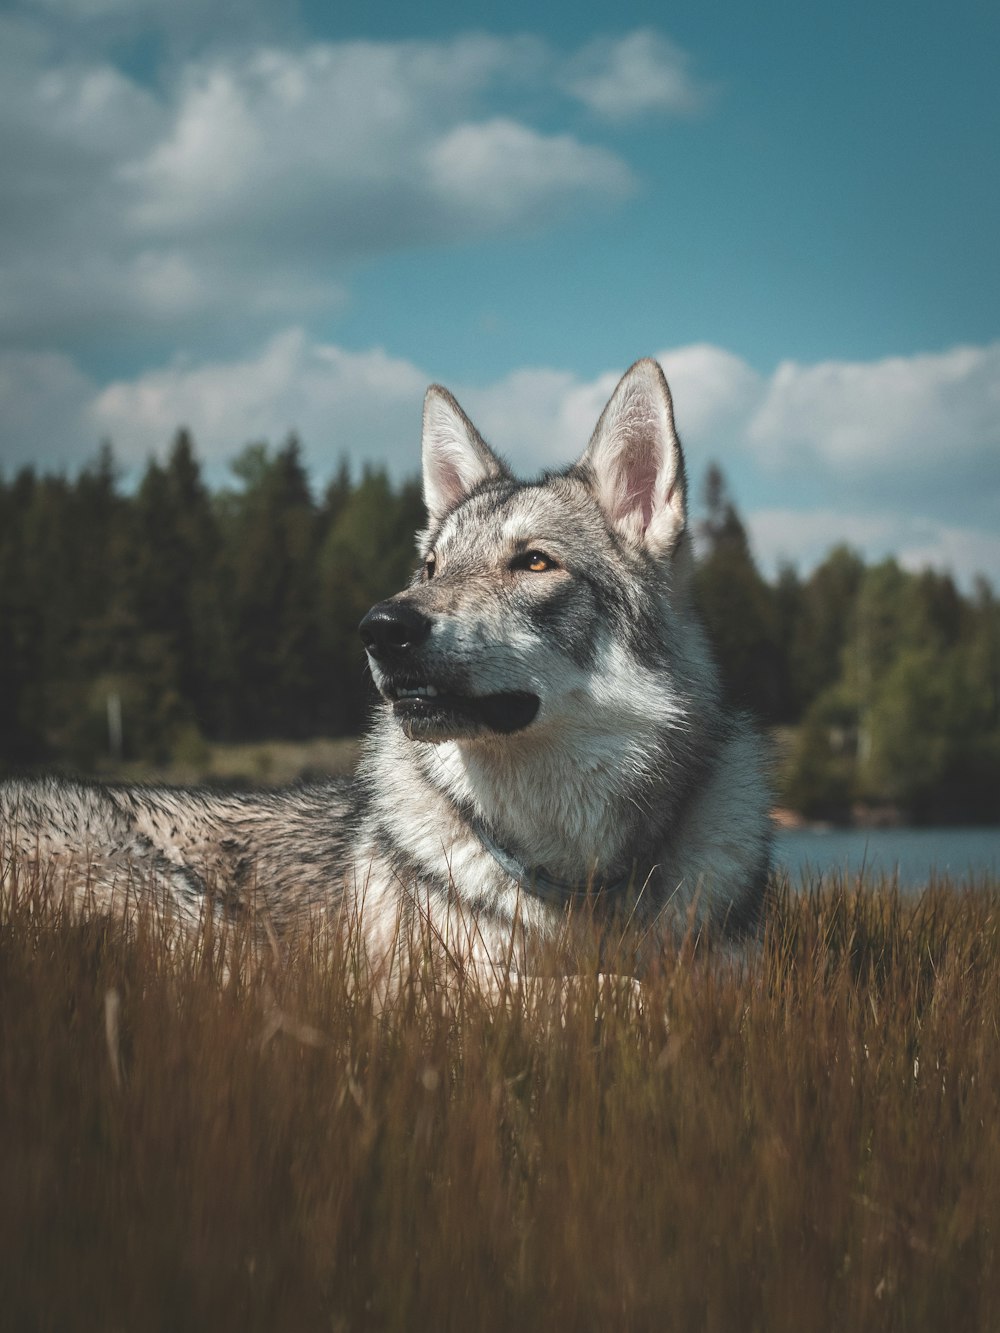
[89,735,364,787]
[2,869,999,1332]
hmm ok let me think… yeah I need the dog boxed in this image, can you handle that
[0,359,771,990]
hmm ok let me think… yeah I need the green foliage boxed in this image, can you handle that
[783,559,1000,822]
[786,545,866,714]
[695,464,787,722]
[781,684,860,819]
[0,436,424,763]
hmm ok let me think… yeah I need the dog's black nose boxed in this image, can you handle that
[359,601,432,659]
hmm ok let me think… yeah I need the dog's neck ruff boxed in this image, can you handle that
[470,815,638,906]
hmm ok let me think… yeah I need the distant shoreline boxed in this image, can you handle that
[771,806,1000,833]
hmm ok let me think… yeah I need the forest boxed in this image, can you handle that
[0,432,997,825]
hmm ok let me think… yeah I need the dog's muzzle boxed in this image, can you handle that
[358,599,540,740]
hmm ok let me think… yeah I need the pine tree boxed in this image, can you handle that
[223,437,322,738]
[787,545,865,714]
[694,464,785,722]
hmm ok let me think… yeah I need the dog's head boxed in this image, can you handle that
[359,358,692,744]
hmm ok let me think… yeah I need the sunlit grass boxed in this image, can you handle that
[2,866,999,1331]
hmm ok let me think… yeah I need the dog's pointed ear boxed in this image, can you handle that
[580,359,687,557]
[422,385,508,526]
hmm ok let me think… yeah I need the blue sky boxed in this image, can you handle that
[1,0,998,584]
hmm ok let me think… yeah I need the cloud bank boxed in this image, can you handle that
[0,24,708,345]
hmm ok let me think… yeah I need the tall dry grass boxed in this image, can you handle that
[2,866,999,1332]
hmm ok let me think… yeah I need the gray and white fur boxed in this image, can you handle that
[0,359,771,985]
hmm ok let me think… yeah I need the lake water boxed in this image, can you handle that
[774,826,1000,892]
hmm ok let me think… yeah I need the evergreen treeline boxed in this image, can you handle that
[0,433,422,770]
[696,467,1000,824]
[0,439,997,823]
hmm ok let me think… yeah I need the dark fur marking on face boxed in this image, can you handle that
[523,581,598,670]
[575,560,673,673]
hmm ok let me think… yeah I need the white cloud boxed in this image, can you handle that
[124,38,630,248]
[0,29,642,343]
[124,64,259,232]
[87,329,427,470]
[561,29,710,120]
[748,343,1000,470]
[426,118,633,230]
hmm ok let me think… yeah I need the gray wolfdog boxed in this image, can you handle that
[0,359,771,987]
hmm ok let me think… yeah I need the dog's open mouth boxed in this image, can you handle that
[383,680,540,738]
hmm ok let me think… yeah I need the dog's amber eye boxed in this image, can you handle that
[424,553,436,579]
[513,550,557,573]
